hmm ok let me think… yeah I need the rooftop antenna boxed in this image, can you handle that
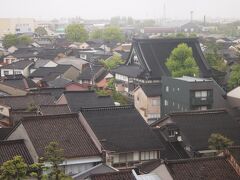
[190,11,194,22]
[163,2,166,23]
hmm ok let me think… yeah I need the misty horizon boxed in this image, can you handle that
[1,0,240,21]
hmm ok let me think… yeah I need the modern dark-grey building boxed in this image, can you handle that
[161,76,228,116]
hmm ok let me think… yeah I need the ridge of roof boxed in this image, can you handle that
[132,37,199,43]
[168,109,227,117]
[150,109,228,127]
[0,139,25,144]
[0,92,52,99]
[21,113,78,122]
[80,105,134,112]
[165,155,227,164]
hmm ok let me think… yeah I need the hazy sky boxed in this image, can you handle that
[1,0,240,20]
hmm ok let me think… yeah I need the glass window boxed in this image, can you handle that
[168,130,175,137]
[152,99,160,106]
[165,86,169,92]
[164,100,168,106]
[3,71,9,75]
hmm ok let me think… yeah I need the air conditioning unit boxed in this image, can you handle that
[177,136,183,142]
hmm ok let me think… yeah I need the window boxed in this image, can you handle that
[195,90,208,100]
[14,71,21,75]
[116,74,128,82]
[165,86,169,92]
[148,113,160,119]
[152,99,160,106]
[194,106,208,110]
[164,100,168,106]
[80,54,87,59]
[168,130,175,137]
[119,152,133,163]
[141,151,157,161]
[3,71,9,75]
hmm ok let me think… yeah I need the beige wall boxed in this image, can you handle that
[0,105,10,117]
[7,124,39,162]
[0,18,35,37]
[0,83,27,96]
[56,94,68,105]
[63,67,80,81]
[152,164,173,180]
[134,87,161,122]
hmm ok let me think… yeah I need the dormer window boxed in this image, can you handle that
[168,129,175,137]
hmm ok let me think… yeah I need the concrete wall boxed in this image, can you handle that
[0,83,27,96]
[63,66,80,81]
[151,164,173,180]
[0,105,10,116]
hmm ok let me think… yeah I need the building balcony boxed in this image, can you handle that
[190,96,213,106]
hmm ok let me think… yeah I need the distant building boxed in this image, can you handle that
[113,38,213,95]
[161,76,228,116]
[0,18,35,37]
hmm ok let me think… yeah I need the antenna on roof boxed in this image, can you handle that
[190,11,194,22]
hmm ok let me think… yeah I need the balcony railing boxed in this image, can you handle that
[191,96,213,106]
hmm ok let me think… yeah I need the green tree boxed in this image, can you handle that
[101,55,124,70]
[17,35,32,46]
[208,133,233,151]
[110,16,121,26]
[204,42,226,72]
[228,64,240,90]
[35,27,48,36]
[103,26,124,42]
[65,24,88,42]
[44,142,64,180]
[166,43,199,77]
[2,34,18,48]
[0,156,28,180]
[90,28,104,40]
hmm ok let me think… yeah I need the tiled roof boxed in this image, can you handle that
[0,128,12,140]
[21,113,100,158]
[47,77,72,88]
[81,106,164,152]
[10,111,39,124]
[72,163,117,180]
[79,65,103,80]
[228,146,240,165]
[90,170,136,180]
[152,128,189,160]
[37,48,67,60]
[63,91,114,112]
[1,60,34,69]
[140,83,161,97]
[7,48,38,59]
[112,64,145,78]
[123,38,212,79]
[39,104,70,115]
[30,87,65,100]
[29,64,72,80]
[137,159,162,173]
[151,109,240,151]
[0,139,34,165]
[0,93,55,110]
[165,156,240,180]
[1,75,38,90]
